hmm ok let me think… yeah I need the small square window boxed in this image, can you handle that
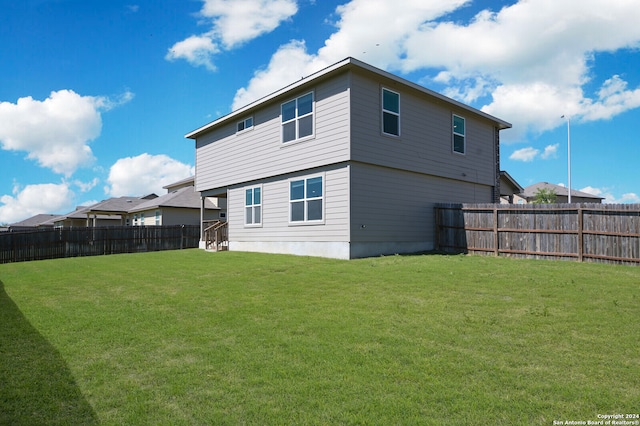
[237,117,254,133]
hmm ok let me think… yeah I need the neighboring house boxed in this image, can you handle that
[53,205,123,227]
[79,194,158,226]
[499,171,524,204]
[515,182,604,204]
[187,57,511,259]
[126,182,221,226]
[7,214,61,231]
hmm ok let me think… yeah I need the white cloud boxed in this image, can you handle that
[201,0,298,49]
[580,186,640,204]
[0,182,74,224]
[73,178,100,193]
[167,0,298,70]
[509,147,539,162]
[231,0,640,142]
[165,35,220,71]
[541,144,559,160]
[232,0,468,109]
[0,90,133,177]
[105,153,194,197]
[509,143,559,162]
[232,40,322,109]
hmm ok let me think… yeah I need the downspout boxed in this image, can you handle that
[494,126,501,204]
[200,196,205,242]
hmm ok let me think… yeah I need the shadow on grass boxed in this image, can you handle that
[0,281,98,425]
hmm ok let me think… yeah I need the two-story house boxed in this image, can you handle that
[187,57,511,259]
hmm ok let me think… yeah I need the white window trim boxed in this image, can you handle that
[288,173,325,226]
[236,116,254,134]
[382,87,401,137]
[281,91,315,144]
[244,185,263,227]
[453,114,466,155]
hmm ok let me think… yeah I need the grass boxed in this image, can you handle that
[1,250,639,425]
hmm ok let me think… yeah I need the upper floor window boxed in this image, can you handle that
[453,114,465,154]
[237,117,253,133]
[245,186,262,226]
[382,88,400,136]
[282,92,314,143]
[290,176,323,223]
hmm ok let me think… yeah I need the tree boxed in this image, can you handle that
[532,187,557,204]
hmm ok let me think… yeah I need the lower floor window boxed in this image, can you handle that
[290,176,323,223]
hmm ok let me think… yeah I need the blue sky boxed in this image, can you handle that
[1,0,640,224]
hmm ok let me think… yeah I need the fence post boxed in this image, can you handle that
[434,206,440,251]
[493,206,499,257]
[577,207,584,262]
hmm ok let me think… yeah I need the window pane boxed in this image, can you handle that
[283,121,296,142]
[253,187,261,204]
[298,115,313,138]
[237,121,245,132]
[454,134,465,153]
[306,176,322,198]
[383,89,399,113]
[383,112,399,136]
[290,180,304,200]
[307,199,322,221]
[298,93,313,116]
[246,207,253,224]
[282,100,296,122]
[453,115,465,135]
[245,117,253,128]
[291,201,304,221]
[245,189,253,206]
[254,206,261,224]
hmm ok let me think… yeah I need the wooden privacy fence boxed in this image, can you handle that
[0,225,200,264]
[435,203,640,265]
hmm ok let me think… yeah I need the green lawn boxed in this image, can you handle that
[1,250,638,425]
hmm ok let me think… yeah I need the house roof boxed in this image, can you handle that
[499,171,524,195]
[9,214,61,228]
[86,195,158,215]
[163,176,195,190]
[128,186,219,213]
[521,182,604,200]
[186,57,512,140]
[54,205,122,222]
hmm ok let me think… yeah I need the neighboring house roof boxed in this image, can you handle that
[163,176,195,191]
[54,205,122,223]
[186,57,511,140]
[499,171,524,196]
[9,214,61,228]
[86,195,158,215]
[128,186,219,213]
[521,182,604,201]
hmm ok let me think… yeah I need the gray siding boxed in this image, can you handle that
[350,162,492,246]
[195,72,351,194]
[227,164,350,243]
[349,70,497,187]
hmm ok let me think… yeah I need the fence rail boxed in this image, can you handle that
[435,203,640,265]
[0,225,201,264]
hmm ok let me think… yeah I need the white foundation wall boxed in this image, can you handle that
[229,241,351,260]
